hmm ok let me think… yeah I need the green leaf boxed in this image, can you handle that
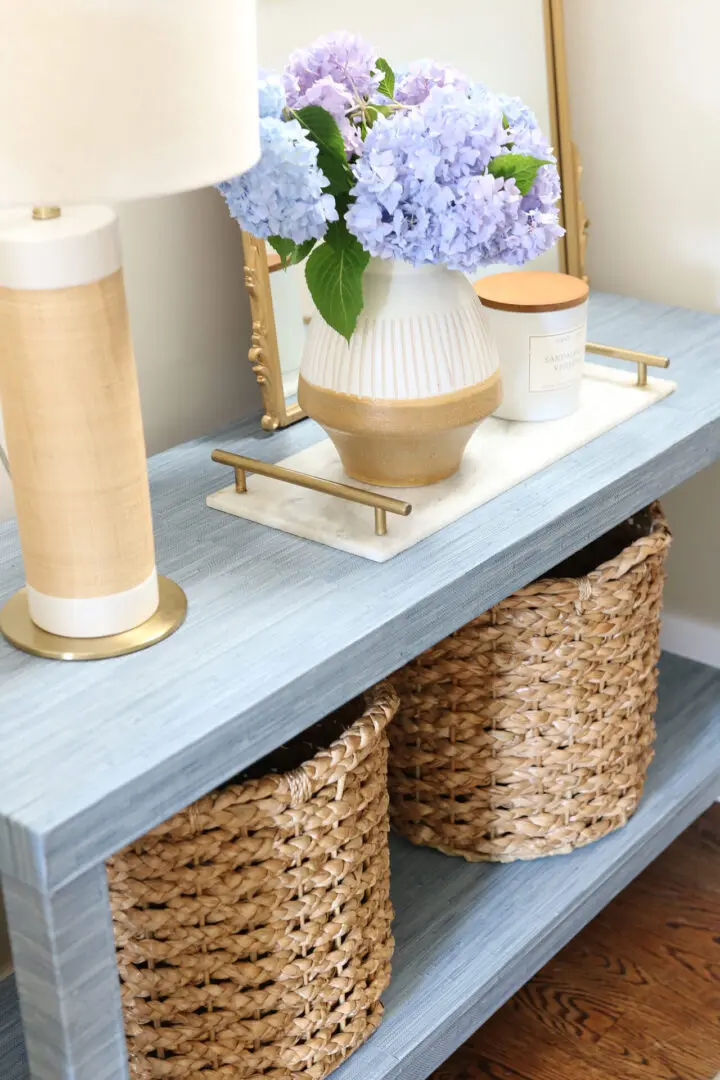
[487,153,552,196]
[292,105,353,196]
[502,113,511,130]
[305,223,370,341]
[375,58,395,99]
[291,238,316,265]
[268,235,297,268]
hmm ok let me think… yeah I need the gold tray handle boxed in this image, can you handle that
[586,342,670,387]
[211,450,412,537]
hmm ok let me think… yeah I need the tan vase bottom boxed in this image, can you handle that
[298,371,502,487]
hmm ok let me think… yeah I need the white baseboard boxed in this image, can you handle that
[661,612,720,669]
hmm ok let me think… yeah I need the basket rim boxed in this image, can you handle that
[141,682,398,838]
[515,502,670,598]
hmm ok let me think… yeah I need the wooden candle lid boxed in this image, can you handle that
[474,270,590,313]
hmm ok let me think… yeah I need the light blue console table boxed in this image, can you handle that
[2,292,720,1080]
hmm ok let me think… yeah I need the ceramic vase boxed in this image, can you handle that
[297,259,501,487]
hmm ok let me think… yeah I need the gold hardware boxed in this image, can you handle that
[544,0,588,282]
[212,449,412,537]
[32,207,61,221]
[586,342,670,388]
[0,577,187,662]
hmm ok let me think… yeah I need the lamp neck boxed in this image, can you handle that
[32,207,61,221]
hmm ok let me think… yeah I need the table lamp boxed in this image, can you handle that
[0,0,259,660]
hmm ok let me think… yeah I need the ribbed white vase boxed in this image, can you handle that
[298,259,501,486]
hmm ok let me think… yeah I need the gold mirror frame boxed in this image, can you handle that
[243,0,588,432]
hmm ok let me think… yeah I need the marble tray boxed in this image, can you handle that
[207,362,675,562]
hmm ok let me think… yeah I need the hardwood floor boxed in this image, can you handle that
[433,806,720,1080]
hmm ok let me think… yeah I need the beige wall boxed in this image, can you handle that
[0,187,259,522]
[564,0,720,625]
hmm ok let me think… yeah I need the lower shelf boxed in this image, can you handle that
[2,652,719,1080]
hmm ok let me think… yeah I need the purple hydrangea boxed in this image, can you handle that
[284,32,381,153]
[395,59,472,105]
[490,94,564,263]
[346,85,517,270]
[494,163,564,263]
[218,116,338,243]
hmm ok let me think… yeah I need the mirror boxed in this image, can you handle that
[243,0,586,431]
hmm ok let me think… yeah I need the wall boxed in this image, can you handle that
[0,187,260,522]
[564,0,720,659]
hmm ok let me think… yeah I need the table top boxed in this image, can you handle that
[1,291,720,894]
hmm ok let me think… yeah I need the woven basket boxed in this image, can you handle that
[108,683,399,1080]
[389,504,671,863]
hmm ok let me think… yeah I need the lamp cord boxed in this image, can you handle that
[0,442,9,480]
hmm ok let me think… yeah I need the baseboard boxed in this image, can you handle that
[661,612,720,669]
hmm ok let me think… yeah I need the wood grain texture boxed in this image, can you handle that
[1,293,720,895]
[0,888,10,980]
[3,652,719,1080]
[3,867,128,1080]
[431,806,720,1080]
[1,975,27,1080]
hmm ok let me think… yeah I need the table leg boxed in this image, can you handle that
[4,865,128,1080]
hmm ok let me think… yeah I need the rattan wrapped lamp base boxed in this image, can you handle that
[108,684,398,1080]
[389,505,671,863]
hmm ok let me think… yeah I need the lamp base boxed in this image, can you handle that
[0,576,187,661]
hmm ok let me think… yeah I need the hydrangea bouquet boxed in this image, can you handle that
[219,32,564,341]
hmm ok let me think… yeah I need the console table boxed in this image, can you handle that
[1,292,720,1080]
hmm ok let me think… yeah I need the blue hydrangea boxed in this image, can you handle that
[497,93,555,160]
[218,117,338,243]
[258,72,286,120]
[346,85,515,270]
[493,162,564,264]
[496,206,565,264]
[490,94,565,263]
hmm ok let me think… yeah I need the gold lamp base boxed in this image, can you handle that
[0,576,187,661]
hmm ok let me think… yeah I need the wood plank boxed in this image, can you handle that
[2,293,720,895]
[436,806,720,1080]
[4,652,719,1080]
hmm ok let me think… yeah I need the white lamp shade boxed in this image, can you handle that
[0,0,260,205]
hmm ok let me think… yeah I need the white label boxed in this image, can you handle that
[528,325,586,393]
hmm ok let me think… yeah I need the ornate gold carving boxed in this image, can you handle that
[241,232,305,431]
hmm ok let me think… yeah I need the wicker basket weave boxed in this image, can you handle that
[389,504,671,863]
[108,683,399,1080]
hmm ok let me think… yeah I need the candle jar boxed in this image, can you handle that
[476,270,589,422]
